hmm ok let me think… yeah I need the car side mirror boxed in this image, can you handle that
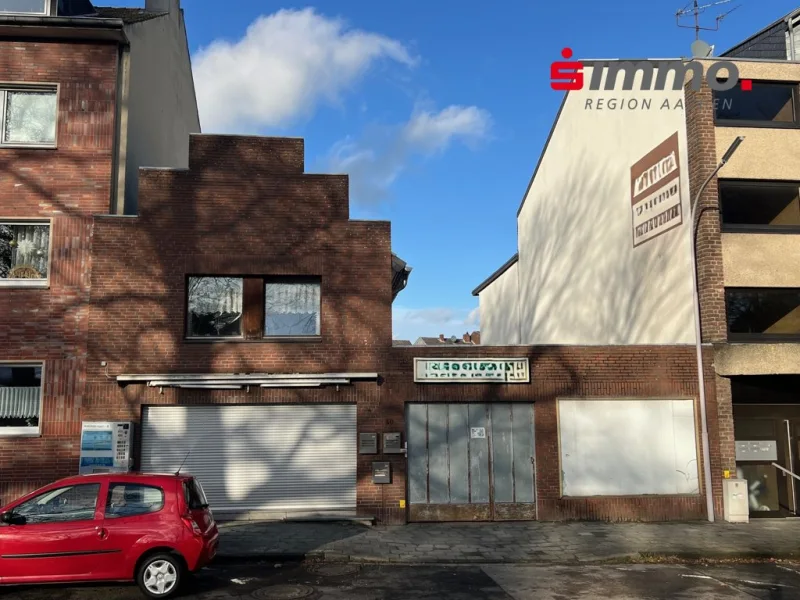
[0,512,12,524]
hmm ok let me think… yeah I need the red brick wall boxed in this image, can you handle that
[0,41,118,503]
[684,80,737,518]
[377,345,719,523]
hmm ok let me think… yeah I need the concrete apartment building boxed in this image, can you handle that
[474,11,800,520]
[0,0,199,504]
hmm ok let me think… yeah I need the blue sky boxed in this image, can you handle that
[118,0,799,340]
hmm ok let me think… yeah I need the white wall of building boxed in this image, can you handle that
[478,260,520,345]
[124,2,201,214]
[483,66,695,345]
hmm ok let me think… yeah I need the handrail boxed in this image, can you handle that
[771,462,800,483]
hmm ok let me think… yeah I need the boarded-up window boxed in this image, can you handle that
[558,398,699,496]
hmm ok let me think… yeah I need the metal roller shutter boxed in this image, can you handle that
[140,404,356,513]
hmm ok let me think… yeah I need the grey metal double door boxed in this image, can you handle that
[407,403,536,521]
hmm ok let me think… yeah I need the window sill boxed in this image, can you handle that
[0,143,57,150]
[185,336,323,344]
[0,429,41,437]
[726,337,800,343]
[713,119,800,130]
[0,280,49,289]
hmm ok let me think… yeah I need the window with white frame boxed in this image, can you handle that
[0,0,49,15]
[0,364,43,435]
[0,221,50,283]
[1,87,57,146]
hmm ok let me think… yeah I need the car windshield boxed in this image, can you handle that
[183,478,208,509]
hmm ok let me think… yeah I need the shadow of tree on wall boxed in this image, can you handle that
[518,148,693,346]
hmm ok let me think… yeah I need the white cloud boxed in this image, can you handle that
[193,8,416,133]
[393,305,480,342]
[326,104,492,205]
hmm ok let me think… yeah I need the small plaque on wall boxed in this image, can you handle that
[383,432,403,454]
[372,462,391,484]
[359,433,378,454]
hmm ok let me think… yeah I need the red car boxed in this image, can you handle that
[0,472,219,598]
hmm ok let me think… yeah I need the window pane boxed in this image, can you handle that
[265,281,320,336]
[106,484,164,518]
[14,484,100,524]
[715,83,795,122]
[187,277,243,337]
[726,289,800,337]
[4,91,57,144]
[0,365,41,429]
[0,0,47,13]
[0,224,50,280]
[720,182,800,228]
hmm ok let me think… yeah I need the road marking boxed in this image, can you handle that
[680,574,712,580]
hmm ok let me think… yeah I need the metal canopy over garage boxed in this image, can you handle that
[140,404,357,517]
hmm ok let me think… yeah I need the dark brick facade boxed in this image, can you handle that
[3,129,724,524]
[0,41,118,504]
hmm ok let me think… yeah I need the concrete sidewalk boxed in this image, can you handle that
[216,519,800,564]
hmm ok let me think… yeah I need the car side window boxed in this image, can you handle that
[13,483,100,525]
[105,483,164,518]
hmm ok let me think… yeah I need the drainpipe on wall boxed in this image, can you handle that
[689,135,744,523]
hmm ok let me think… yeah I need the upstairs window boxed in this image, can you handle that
[714,82,798,127]
[0,363,42,435]
[186,276,321,340]
[726,288,800,342]
[1,87,57,146]
[720,180,800,232]
[0,221,50,285]
[0,0,49,15]
[265,281,321,336]
[187,277,243,338]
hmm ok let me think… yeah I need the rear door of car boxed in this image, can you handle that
[0,481,107,583]
[93,480,174,580]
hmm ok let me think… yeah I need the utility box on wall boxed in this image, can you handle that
[722,478,749,523]
[78,422,133,475]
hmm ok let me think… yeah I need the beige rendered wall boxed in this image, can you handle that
[514,66,695,345]
[478,261,520,345]
[713,60,800,295]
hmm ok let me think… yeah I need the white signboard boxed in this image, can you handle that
[470,427,486,439]
[413,358,529,383]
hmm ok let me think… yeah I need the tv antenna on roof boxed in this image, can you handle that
[676,0,742,40]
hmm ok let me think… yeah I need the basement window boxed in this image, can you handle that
[726,288,800,342]
[0,221,50,286]
[0,364,42,436]
[186,276,322,340]
[0,0,49,15]
[714,82,798,127]
[0,86,57,146]
[720,180,800,232]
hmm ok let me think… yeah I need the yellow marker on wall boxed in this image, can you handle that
[723,470,731,479]
[399,500,406,508]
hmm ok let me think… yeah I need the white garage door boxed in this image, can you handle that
[140,404,356,513]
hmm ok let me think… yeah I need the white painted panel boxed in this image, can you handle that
[558,398,699,496]
[141,404,356,513]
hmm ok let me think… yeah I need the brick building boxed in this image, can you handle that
[0,0,199,504]
[474,11,800,521]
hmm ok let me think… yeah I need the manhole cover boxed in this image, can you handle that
[308,563,360,577]
[251,584,315,600]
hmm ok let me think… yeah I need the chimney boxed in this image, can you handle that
[145,0,179,16]
[471,331,481,345]
[438,334,445,343]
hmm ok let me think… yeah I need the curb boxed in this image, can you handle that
[212,550,800,566]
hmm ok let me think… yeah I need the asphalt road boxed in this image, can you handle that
[2,560,800,599]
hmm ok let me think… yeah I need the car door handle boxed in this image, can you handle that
[96,527,108,539]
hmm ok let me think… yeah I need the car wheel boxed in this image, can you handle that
[136,553,183,599]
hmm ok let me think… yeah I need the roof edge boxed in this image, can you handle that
[471,253,519,296]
